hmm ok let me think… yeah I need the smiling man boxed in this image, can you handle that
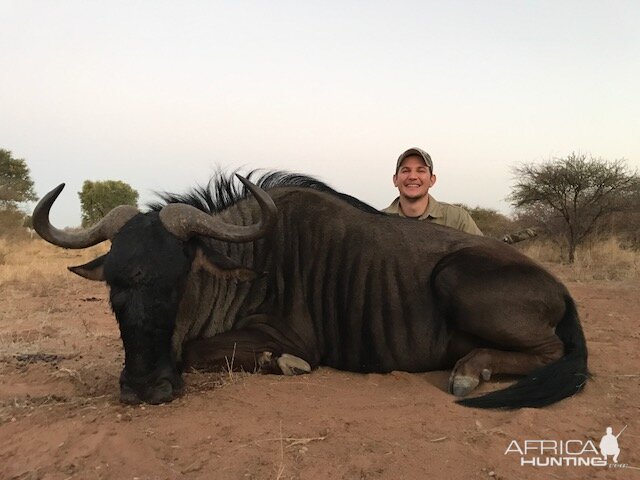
[383,147,482,235]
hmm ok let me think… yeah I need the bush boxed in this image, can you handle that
[458,205,523,239]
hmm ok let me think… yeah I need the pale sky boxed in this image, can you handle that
[2,0,639,227]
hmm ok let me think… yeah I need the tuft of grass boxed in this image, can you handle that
[185,343,255,395]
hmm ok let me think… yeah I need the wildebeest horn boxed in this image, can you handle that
[33,183,140,249]
[159,175,278,242]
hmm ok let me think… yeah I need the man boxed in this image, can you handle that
[383,147,483,235]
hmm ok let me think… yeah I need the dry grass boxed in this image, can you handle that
[0,323,57,358]
[0,238,110,358]
[185,346,253,394]
[0,237,108,287]
[519,236,640,281]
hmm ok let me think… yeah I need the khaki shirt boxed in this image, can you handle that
[383,195,483,235]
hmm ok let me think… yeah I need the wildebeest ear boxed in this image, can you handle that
[68,255,107,281]
[193,246,259,282]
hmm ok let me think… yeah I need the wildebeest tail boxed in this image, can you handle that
[457,295,589,409]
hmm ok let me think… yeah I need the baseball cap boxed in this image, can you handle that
[395,147,433,173]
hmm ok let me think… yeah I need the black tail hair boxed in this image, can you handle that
[457,296,589,409]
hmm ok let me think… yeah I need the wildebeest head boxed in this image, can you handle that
[33,176,277,404]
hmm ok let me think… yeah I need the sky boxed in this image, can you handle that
[2,0,639,227]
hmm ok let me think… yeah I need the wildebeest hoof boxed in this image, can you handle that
[449,374,480,397]
[277,353,311,376]
[257,351,274,369]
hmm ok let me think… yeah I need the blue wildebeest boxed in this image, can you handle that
[33,172,588,408]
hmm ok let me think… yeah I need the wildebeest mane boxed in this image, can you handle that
[149,170,382,215]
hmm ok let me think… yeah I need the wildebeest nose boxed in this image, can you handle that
[120,381,142,405]
[120,378,174,405]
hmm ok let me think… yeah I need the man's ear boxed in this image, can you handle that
[429,173,437,187]
[68,254,107,281]
[392,174,399,188]
[193,245,259,282]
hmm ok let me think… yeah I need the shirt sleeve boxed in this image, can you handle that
[459,211,483,236]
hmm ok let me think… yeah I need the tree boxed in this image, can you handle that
[0,149,37,208]
[78,180,139,227]
[509,153,639,262]
[0,149,37,230]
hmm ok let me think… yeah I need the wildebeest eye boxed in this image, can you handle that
[132,269,144,281]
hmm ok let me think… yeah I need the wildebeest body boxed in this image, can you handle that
[174,187,464,371]
[33,172,588,408]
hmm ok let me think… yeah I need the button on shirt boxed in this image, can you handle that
[383,195,483,235]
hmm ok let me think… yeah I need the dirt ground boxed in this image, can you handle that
[0,243,639,479]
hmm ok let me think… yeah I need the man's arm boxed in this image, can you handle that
[458,210,483,236]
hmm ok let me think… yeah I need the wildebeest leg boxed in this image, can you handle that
[434,247,567,397]
[255,352,312,376]
[447,338,563,397]
[183,328,311,376]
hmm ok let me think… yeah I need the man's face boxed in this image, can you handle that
[393,156,436,200]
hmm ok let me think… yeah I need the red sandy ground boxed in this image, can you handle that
[1,261,639,479]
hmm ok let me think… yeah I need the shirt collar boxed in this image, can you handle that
[389,194,444,220]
